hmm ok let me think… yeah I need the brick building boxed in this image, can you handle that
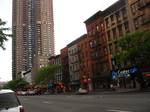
[60,47,70,87]
[104,0,129,69]
[84,11,110,90]
[58,0,150,91]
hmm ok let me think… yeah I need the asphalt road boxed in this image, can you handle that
[19,93,150,112]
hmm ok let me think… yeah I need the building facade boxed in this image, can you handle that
[60,47,70,87]
[49,55,63,83]
[12,0,55,81]
[103,0,150,89]
[77,34,93,90]
[84,11,110,90]
[127,0,150,31]
[67,41,80,91]
[104,0,129,68]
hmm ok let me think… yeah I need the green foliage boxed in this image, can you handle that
[114,30,150,66]
[36,64,61,84]
[0,18,11,50]
[3,78,29,91]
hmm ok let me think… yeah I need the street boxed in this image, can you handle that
[19,93,150,112]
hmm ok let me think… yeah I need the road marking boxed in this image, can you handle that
[66,96,73,98]
[107,109,133,112]
[98,96,103,98]
[22,98,28,100]
[42,101,52,104]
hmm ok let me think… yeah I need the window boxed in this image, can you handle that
[88,31,92,36]
[110,15,114,22]
[0,93,20,109]
[112,28,117,39]
[96,25,99,32]
[142,15,150,25]
[105,18,110,28]
[131,4,136,14]
[100,23,105,31]
[138,15,144,25]
[134,18,139,29]
[118,25,123,36]
[115,11,121,22]
[114,42,118,52]
[107,30,111,41]
[124,21,129,32]
[104,47,108,55]
[131,2,138,15]
[122,8,127,19]
[138,0,146,8]
[109,44,113,54]
[89,40,98,48]
[91,52,96,59]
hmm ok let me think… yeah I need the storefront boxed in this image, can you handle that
[143,72,150,88]
[111,66,139,89]
[69,80,80,91]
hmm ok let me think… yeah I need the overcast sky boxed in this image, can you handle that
[0,0,118,81]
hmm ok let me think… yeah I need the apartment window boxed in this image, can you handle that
[100,23,105,31]
[134,18,139,29]
[138,16,143,25]
[109,43,113,54]
[92,29,96,35]
[105,18,110,28]
[118,25,123,36]
[115,11,121,22]
[104,47,108,55]
[88,31,92,36]
[91,51,99,59]
[124,21,129,32]
[107,30,111,41]
[138,0,146,8]
[131,2,138,15]
[96,25,100,32]
[141,15,150,25]
[110,15,115,25]
[89,40,98,48]
[122,8,127,19]
[90,41,92,48]
[131,4,136,14]
[112,28,117,39]
[114,42,118,52]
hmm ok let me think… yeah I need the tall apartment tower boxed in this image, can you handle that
[12,0,55,81]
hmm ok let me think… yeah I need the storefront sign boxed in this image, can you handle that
[112,66,138,79]
[118,69,130,78]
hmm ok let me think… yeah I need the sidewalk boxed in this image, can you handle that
[88,88,150,95]
[47,88,150,95]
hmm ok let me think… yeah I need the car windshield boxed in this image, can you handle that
[0,93,20,109]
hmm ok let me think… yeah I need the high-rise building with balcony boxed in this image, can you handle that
[12,0,54,81]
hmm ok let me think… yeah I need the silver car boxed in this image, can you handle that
[0,89,25,112]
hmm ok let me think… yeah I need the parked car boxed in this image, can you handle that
[0,89,25,112]
[76,88,88,95]
[27,90,35,96]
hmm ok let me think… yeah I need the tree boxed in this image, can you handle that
[114,30,150,67]
[36,64,61,84]
[114,30,150,89]
[0,18,11,50]
[3,78,29,91]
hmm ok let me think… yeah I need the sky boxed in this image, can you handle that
[0,0,118,82]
